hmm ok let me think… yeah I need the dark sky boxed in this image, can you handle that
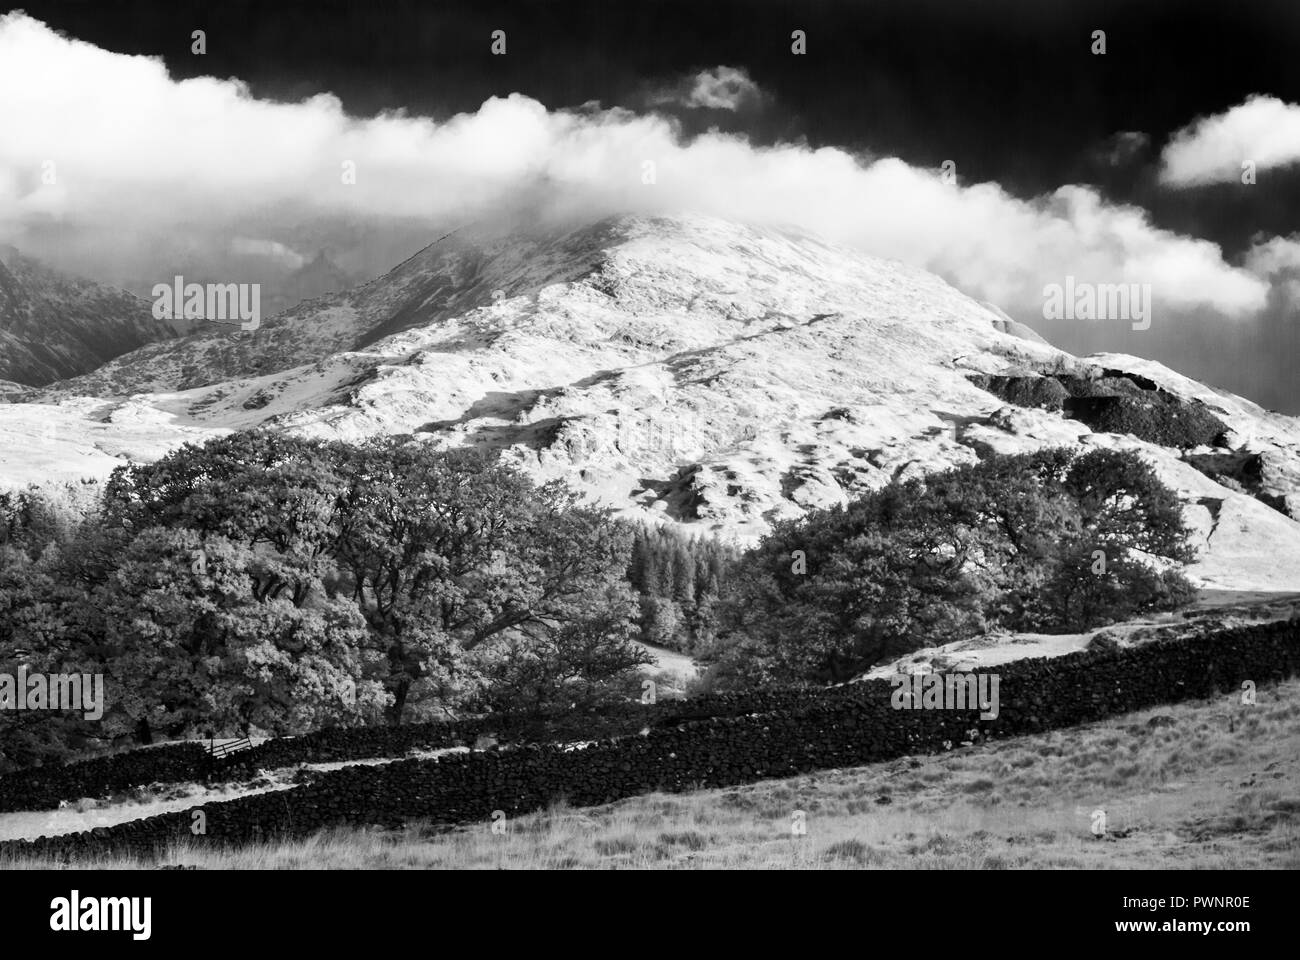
[10,0,1300,410]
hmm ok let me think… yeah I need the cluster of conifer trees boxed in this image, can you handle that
[624,525,736,654]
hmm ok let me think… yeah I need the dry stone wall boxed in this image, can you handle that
[2,620,1295,859]
[0,674,913,812]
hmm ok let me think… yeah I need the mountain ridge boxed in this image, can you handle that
[0,248,176,387]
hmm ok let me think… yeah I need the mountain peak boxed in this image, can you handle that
[32,210,1060,407]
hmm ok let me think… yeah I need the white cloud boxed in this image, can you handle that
[645,66,764,112]
[1099,130,1149,167]
[230,237,306,269]
[683,66,763,111]
[1245,235,1300,274]
[1245,235,1300,304]
[0,14,1270,320]
[1160,95,1300,186]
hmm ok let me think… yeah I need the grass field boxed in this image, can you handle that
[5,675,1297,870]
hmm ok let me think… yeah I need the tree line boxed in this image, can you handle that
[0,435,1195,769]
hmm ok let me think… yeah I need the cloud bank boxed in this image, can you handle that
[0,13,1274,323]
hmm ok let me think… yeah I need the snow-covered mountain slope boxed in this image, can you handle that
[36,220,624,398]
[0,246,176,387]
[5,213,1300,591]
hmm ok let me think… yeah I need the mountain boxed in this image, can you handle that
[135,249,362,339]
[35,221,625,397]
[270,251,355,316]
[0,246,177,387]
[7,214,1300,592]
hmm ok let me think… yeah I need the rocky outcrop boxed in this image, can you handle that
[969,367,1230,448]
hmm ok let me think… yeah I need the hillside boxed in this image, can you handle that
[3,213,1300,592]
[0,246,177,387]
